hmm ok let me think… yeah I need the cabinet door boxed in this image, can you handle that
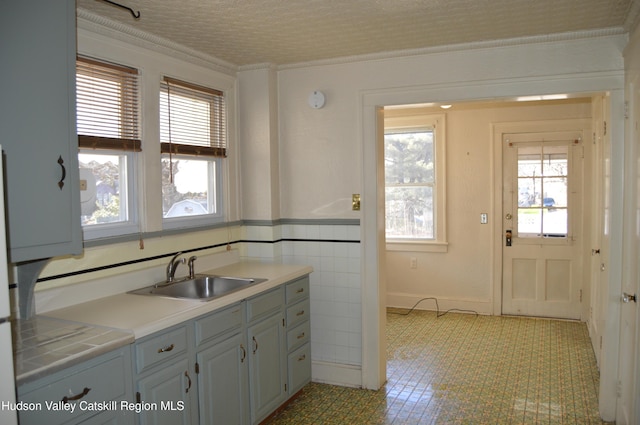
[0,0,82,262]
[247,313,286,424]
[136,358,195,425]
[197,333,248,425]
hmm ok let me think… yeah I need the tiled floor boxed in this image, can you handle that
[266,309,609,424]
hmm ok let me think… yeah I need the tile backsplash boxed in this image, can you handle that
[242,222,362,367]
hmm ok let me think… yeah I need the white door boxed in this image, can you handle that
[502,131,584,319]
[615,74,640,425]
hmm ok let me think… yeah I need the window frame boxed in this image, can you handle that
[76,55,140,240]
[384,112,447,253]
[159,76,227,229]
[161,154,224,230]
[78,149,139,239]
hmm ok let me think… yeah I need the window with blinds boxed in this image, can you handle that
[76,56,140,236]
[160,77,227,157]
[160,77,225,223]
[76,56,140,151]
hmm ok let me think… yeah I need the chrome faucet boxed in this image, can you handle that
[166,252,186,283]
[187,255,197,279]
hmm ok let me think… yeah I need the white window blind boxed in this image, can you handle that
[76,56,140,151]
[160,77,227,157]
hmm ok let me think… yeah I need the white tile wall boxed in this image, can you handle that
[243,223,362,367]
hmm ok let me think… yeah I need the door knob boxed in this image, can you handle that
[505,213,512,220]
[622,293,637,303]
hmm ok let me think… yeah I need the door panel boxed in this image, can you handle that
[502,130,584,319]
[615,73,640,425]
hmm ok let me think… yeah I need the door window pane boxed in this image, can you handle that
[516,144,569,238]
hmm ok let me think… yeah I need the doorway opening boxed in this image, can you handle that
[372,95,605,392]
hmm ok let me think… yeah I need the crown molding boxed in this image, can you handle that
[77,8,238,76]
[237,63,279,72]
[278,27,627,70]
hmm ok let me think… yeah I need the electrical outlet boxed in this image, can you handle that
[410,257,417,269]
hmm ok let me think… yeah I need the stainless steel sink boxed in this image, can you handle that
[128,275,268,301]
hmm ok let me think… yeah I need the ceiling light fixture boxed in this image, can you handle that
[440,104,452,109]
[516,94,568,102]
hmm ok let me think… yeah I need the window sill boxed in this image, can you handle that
[386,241,448,253]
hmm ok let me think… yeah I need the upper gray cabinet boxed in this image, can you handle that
[0,0,82,263]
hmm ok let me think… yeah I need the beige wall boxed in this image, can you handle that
[384,100,593,313]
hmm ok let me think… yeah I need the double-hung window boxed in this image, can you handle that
[76,56,140,239]
[384,112,447,251]
[160,77,226,228]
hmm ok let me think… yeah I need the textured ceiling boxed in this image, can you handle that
[77,0,640,66]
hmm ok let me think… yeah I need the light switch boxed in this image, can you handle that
[79,179,87,191]
[480,213,488,224]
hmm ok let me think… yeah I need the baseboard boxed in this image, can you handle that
[311,361,362,388]
[386,292,493,315]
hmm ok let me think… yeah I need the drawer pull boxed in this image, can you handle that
[298,354,306,361]
[158,343,175,353]
[296,288,304,294]
[296,310,305,316]
[62,387,91,403]
[297,332,305,339]
[252,336,258,354]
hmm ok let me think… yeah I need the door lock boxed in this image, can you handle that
[505,229,512,247]
[622,293,637,303]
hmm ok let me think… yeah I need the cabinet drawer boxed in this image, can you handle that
[195,303,243,347]
[286,298,310,328]
[287,320,310,352]
[135,326,188,374]
[287,343,311,395]
[246,287,283,323]
[19,350,129,425]
[285,277,309,304]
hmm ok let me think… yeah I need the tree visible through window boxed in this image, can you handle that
[384,130,435,239]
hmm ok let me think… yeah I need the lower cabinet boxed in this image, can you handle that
[17,346,134,425]
[196,332,247,425]
[247,310,287,423]
[135,357,195,425]
[132,275,311,425]
[16,276,311,425]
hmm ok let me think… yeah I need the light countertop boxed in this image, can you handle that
[15,261,312,385]
[43,262,312,338]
